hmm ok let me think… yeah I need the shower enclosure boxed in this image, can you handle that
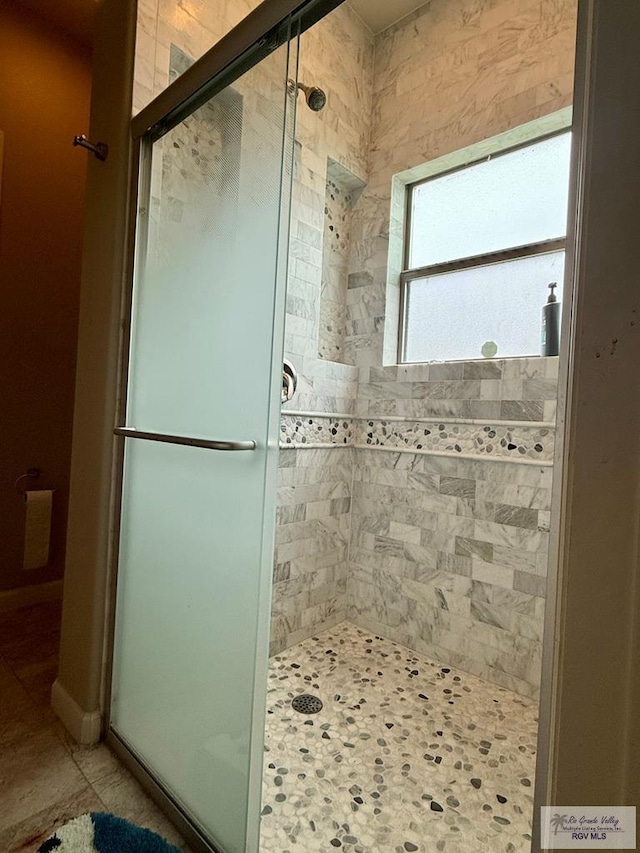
[55,0,640,847]
[105,4,343,852]
[103,0,579,850]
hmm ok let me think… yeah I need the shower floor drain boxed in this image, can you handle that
[291,694,323,715]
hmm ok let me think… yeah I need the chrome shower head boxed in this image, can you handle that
[299,83,327,112]
[295,81,327,112]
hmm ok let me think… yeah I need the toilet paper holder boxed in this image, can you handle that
[14,468,41,496]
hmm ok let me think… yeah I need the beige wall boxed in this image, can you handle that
[54,0,136,738]
[0,4,91,592]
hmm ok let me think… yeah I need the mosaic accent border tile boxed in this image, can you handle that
[281,415,354,446]
[357,420,554,462]
[280,414,554,461]
[261,621,537,853]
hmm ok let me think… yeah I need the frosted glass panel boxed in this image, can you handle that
[403,251,565,363]
[113,441,265,848]
[133,0,265,114]
[128,71,288,439]
[111,38,295,853]
[409,133,572,268]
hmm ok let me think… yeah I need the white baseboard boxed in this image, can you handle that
[0,579,63,612]
[51,678,102,745]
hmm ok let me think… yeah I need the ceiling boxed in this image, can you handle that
[348,0,427,33]
[14,0,95,46]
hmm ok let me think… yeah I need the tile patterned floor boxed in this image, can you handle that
[0,604,538,853]
[261,622,538,853]
[0,600,190,853]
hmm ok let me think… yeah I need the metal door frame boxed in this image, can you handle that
[101,2,344,851]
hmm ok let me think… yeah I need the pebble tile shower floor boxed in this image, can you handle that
[261,622,538,853]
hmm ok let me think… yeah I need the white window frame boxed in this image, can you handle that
[383,108,573,366]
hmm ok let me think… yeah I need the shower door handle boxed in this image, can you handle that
[114,427,256,451]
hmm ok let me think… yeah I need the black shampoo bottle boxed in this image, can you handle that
[541,282,560,356]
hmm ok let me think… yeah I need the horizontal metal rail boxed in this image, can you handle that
[114,427,256,452]
[401,237,567,283]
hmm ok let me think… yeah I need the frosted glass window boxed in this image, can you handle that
[408,133,572,269]
[403,252,565,363]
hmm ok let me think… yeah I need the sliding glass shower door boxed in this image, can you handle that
[108,31,298,853]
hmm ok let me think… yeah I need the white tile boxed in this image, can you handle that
[472,560,515,590]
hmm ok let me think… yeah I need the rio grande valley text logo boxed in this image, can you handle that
[541,807,636,849]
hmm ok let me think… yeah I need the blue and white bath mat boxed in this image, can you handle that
[37,812,181,853]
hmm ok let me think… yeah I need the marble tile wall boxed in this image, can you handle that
[345,0,578,373]
[278,363,556,694]
[357,356,559,422]
[271,448,352,655]
[281,6,373,413]
[348,446,552,698]
[337,0,575,696]
[281,398,557,462]
[318,165,357,363]
[272,7,374,650]
[132,0,574,692]
[134,0,264,114]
